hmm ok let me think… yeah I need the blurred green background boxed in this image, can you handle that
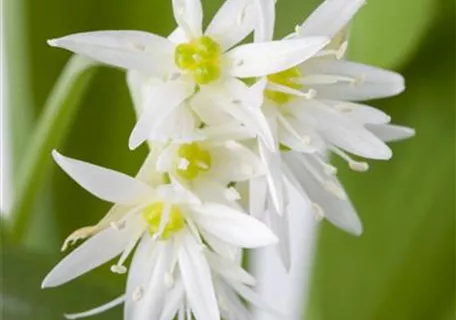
[2,0,454,319]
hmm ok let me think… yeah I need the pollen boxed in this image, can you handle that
[142,203,185,239]
[265,67,303,105]
[176,143,212,180]
[174,36,221,85]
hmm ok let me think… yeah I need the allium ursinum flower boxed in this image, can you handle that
[48,0,330,151]
[42,150,278,320]
[246,0,415,267]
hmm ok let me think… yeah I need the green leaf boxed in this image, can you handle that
[306,6,455,320]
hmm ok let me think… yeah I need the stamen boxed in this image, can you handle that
[352,73,367,86]
[225,187,241,201]
[303,88,317,99]
[336,41,348,60]
[110,264,127,274]
[132,287,144,302]
[315,157,338,176]
[331,146,370,172]
[324,181,346,200]
[110,220,126,230]
[311,203,325,221]
[178,157,190,170]
[196,160,209,170]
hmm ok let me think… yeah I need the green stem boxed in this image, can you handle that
[8,55,98,243]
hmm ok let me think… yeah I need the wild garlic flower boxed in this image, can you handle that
[48,0,329,151]
[245,0,415,267]
[42,150,278,319]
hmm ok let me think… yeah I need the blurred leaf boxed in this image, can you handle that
[1,240,123,320]
[306,4,455,320]
[349,0,437,69]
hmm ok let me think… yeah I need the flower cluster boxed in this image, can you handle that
[42,0,414,319]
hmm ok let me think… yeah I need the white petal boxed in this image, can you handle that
[42,215,142,288]
[178,232,220,320]
[277,114,325,153]
[198,123,255,141]
[48,31,175,76]
[284,153,363,235]
[366,124,416,142]
[203,78,276,150]
[168,27,187,44]
[206,0,255,50]
[129,80,194,149]
[208,141,264,182]
[323,101,391,124]
[267,198,291,270]
[301,59,405,101]
[160,280,185,320]
[52,150,154,205]
[65,295,125,319]
[297,0,365,38]
[205,250,256,286]
[258,139,284,215]
[200,229,238,260]
[248,177,268,220]
[301,102,392,159]
[126,71,151,117]
[253,0,276,42]
[136,240,174,319]
[226,37,329,78]
[192,203,278,248]
[172,0,203,39]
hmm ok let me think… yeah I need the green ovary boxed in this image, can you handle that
[176,143,212,180]
[142,203,185,239]
[265,67,303,105]
[174,36,221,85]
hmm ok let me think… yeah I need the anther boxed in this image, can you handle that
[196,160,209,170]
[349,161,369,172]
[352,74,367,86]
[132,287,144,302]
[311,203,325,221]
[110,220,126,230]
[178,157,190,170]
[336,41,348,60]
[225,187,241,201]
[303,89,317,99]
[110,264,127,274]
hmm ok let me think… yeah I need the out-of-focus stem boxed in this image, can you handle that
[8,55,98,243]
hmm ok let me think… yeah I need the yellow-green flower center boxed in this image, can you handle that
[142,202,185,239]
[265,67,303,105]
[176,143,212,180]
[174,36,222,85]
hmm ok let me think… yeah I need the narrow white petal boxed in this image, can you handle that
[206,0,255,50]
[259,139,284,215]
[284,153,363,235]
[136,240,174,319]
[48,31,174,76]
[198,123,255,141]
[301,60,405,101]
[297,0,365,38]
[124,236,157,320]
[208,141,264,182]
[178,232,220,320]
[323,101,391,124]
[65,295,125,319]
[168,27,187,44]
[205,251,256,286]
[366,124,416,142]
[302,102,392,160]
[126,71,150,117]
[42,215,142,288]
[226,37,329,78]
[193,203,278,248]
[200,230,238,261]
[160,280,185,320]
[253,0,276,42]
[267,198,291,270]
[204,78,276,150]
[52,150,154,205]
[249,177,268,220]
[129,80,194,149]
[172,0,203,39]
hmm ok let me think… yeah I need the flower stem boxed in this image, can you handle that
[8,55,98,243]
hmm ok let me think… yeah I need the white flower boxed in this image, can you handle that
[48,0,329,151]
[246,0,415,268]
[42,150,278,320]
